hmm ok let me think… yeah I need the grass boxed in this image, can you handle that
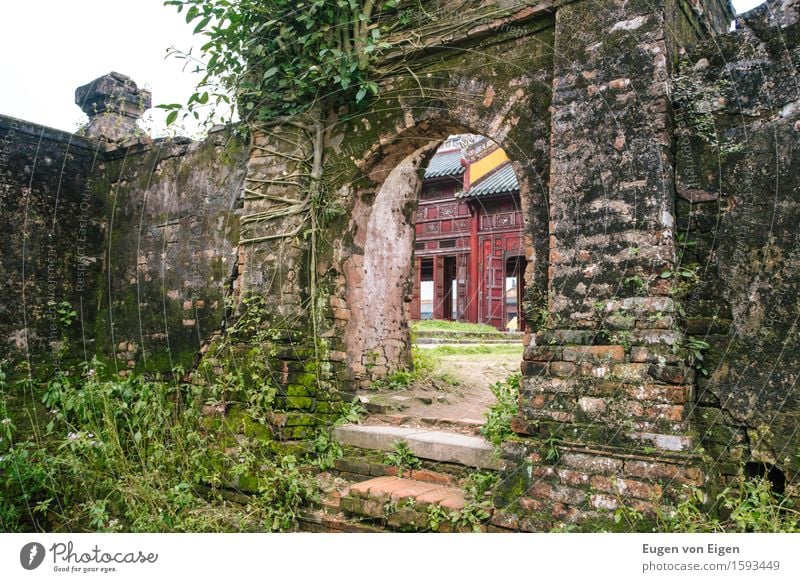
[412,319,501,333]
[423,344,523,357]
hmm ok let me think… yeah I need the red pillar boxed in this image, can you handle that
[467,201,480,323]
[433,255,445,320]
[410,258,421,320]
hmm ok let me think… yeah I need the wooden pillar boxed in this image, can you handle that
[433,255,445,320]
[467,201,480,323]
[410,257,421,320]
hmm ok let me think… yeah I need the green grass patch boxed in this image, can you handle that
[424,344,523,357]
[412,319,499,333]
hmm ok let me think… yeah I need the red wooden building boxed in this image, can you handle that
[411,136,525,331]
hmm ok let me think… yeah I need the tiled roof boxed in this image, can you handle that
[457,163,519,198]
[423,149,465,179]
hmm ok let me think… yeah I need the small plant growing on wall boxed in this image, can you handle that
[384,440,422,477]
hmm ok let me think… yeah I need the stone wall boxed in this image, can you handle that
[0,112,247,378]
[0,114,106,373]
[674,0,800,487]
[95,130,247,376]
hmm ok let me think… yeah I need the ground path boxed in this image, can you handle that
[360,346,522,433]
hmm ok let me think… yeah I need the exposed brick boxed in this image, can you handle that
[590,493,619,510]
[333,458,371,476]
[611,363,649,381]
[561,452,623,474]
[519,496,545,513]
[524,346,562,361]
[550,361,577,377]
[625,384,692,403]
[557,468,593,488]
[563,345,625,362]
[551,501,579,522]
[410,469,452,486]
[624,460,704,486]
[644,404,685,422]
[511,416,539,435]
[532,465,557,479]
[521,360,548,375]
[578,396,607,416]
[614,477,663,500]
[589,474,615,492]
[648,364,695,384]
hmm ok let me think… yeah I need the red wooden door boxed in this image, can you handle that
[410,258,421,320]
[433,255,445,320]
[456,253,468,320]
[482,240,504,329]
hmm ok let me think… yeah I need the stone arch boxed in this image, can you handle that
[338,108,550,385]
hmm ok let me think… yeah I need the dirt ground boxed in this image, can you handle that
[360,348,522,432]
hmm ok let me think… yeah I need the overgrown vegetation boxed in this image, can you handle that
[368,345,456,390]
[481,372,521,448]
[0,357,319,532]
[163,0,410,127]
[424,344,523,357]
[656,477,800,533]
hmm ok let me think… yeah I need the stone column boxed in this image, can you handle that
[495,0,727,530]
[75,72,151,143]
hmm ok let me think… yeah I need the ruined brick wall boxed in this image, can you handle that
[9,0,800,530]
[95,130,247,375]
[0,115,106,373]
[0,114,248,378]
[674,0,800,488]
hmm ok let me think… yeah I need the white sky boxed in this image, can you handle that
[0,0,767,137]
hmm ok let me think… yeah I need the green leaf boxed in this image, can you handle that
[166,110,179,126]
[356,87,367,102]
[194,15,211,33]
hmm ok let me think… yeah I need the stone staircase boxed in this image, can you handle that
[299,424,503,532]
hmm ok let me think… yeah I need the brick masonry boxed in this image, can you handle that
[4,0,800,530]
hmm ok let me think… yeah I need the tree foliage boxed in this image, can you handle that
[163,0,402,125]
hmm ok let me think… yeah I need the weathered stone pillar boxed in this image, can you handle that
[495,0,733,530]
[75,72,151,143]
[235,122,344,437]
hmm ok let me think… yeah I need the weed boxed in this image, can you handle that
[464,471,498,501]
[448,502,491,532]
[384,440,422,477]
[481,373,521,448]
[426,504,449,531]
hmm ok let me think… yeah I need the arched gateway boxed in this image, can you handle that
[233,0,737,527]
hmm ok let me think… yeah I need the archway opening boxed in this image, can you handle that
[349,130,528,430]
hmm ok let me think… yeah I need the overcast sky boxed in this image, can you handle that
[0,0,767,137]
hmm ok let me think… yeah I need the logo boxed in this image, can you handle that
[20,542,46,570]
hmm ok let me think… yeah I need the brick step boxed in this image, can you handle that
[341,476,489,532]
[333,424,498,469]
[333,456,462,485]
[298,508,390,533]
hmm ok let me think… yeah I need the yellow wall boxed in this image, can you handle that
[469,147,509,185]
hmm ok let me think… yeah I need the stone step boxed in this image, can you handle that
[368,414,484,435]
[333,424,499,469]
